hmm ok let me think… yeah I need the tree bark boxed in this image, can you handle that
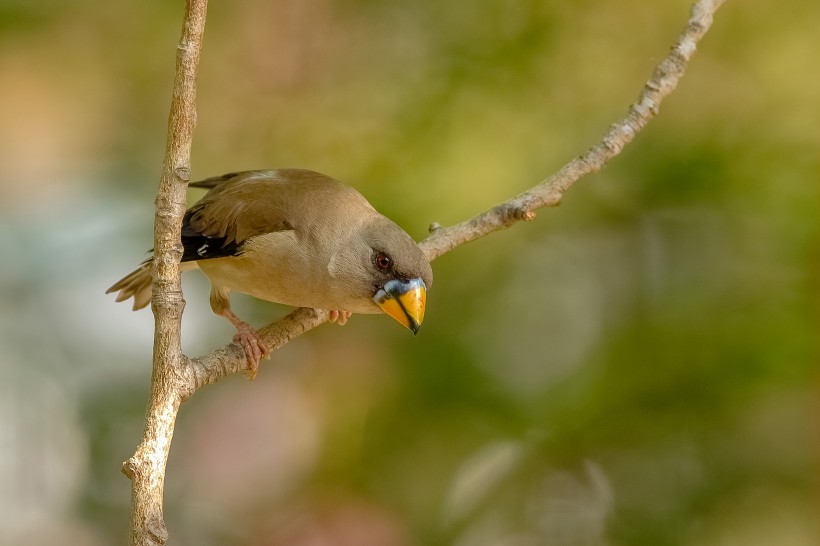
[123,1,208,545]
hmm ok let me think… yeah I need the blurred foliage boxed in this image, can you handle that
[1,0,818,545]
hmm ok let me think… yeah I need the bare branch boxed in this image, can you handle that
[123,1,208,545]
[124,0,726,544]
[186,307,324,394]
[185,0,728,383]
[421,0,726,261]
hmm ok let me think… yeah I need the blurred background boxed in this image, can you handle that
[1,0,818,544]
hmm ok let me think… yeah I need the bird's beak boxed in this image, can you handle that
[373,278,427,334]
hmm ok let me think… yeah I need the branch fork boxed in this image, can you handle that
[125,1,728,544]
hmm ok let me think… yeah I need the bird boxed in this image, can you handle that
[107,169,433,376]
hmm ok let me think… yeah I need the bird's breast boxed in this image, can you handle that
[197,232,379,314]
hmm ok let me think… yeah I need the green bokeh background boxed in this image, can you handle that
[1,0,817,544]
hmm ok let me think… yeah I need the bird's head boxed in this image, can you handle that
[329,215,432,333]
[371,256,428,335]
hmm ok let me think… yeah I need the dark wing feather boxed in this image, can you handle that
[180,214,245,262]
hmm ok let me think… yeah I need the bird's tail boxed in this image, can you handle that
[106,260,198,310]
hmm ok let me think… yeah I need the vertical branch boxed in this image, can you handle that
[122,1,208,545]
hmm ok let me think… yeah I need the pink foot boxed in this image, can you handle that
[233,323,270,379]
[328,310,352,326]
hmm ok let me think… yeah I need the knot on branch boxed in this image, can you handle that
[147,513,169,544]
[174,166,191,182]
[428,222,443,233]
[498,202,537,225]
[122,457,138,479]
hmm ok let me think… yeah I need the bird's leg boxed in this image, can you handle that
[220,307,270,379]
[210,285,269,378]
[328,310,352,326]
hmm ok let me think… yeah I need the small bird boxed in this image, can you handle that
[107,169,432,375]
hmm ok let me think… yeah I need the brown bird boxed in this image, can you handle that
[107,169,432,375]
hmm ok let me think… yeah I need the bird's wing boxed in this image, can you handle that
[182,169,372,262]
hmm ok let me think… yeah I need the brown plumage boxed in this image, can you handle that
[107,169,432,375]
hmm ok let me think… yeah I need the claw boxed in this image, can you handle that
[219,307,270,379]
[232,323,270,379]
[328,310,352,326]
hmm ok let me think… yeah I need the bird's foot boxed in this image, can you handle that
[232,323,270,379]
[328,310,352,326]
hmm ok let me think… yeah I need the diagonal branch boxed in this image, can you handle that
[187,0,728,390]
[421,0,726,262]
[124,0,727,544]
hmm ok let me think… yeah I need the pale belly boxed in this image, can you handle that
[197,254,380,315]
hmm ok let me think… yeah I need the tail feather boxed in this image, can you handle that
[107,260,198,311]
[106,261,153,310]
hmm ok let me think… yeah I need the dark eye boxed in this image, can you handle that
[374,251,393,272]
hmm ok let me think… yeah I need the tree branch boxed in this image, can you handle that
[124,0,726,544]
[189,0,727,381]
[123,1,208,545]
[422,0,726,262]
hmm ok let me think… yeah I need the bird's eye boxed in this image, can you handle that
[374,251,393,272]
